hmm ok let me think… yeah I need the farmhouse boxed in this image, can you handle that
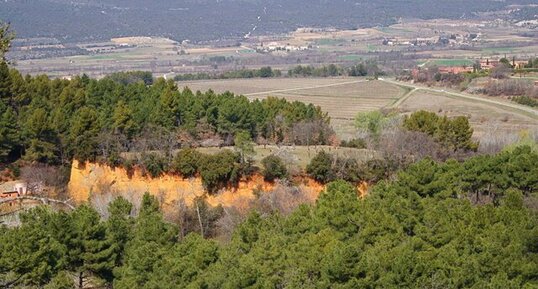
[438,66,473,74]
[480,59,499,70]
[411,66,473,78]
[257,41,309,53]
[0,181,27,207]
[413,37,438,46]
[513,60,528,69]
[479,58,530,70]
[0,181,28,199]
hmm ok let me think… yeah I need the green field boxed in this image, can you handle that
[238,49,256,54]
[84,54,127,61]
[124,145,376,171]
[428,59,474,67]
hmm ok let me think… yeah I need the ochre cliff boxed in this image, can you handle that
[68,160,367,209]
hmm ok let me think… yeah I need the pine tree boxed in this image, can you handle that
[0,104,19,161]
[67,205,116,288]
[0,208,66,287]
[114,193,177,289]
[0,22,14,61]
[306,151,335,183]
[69,107,100,162]
[23,107,59,163]
[106,197,134,267]
[0,61,12,103]
[315,180,360,237]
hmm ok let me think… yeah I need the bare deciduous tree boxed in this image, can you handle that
[251,181,313,216]
[20,165,69,197]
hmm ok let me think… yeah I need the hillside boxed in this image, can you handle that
[1,0,537,42]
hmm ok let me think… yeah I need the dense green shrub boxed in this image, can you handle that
[261,155,288,181]
[174,67,281,81]
[172,148,202,177]
[340,138,367,149]
[403,110,478,152]
[306,151,335,183]
[141,153,168,178]
[198,150,241,194]
[512,96,538,107]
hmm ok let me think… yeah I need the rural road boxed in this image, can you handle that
[244,79,369,97]
[380,78,538,119]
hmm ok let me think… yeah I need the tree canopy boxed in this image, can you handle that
[1,146,537,288]
[0,64,330,166]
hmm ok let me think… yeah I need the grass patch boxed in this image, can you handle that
[196,145,374,169]
[377,27,412,34]
[367,44,379,52]
[416,60,428,67]
[339,54,364,61]
[481,47,515,54]
[314,38,345,46]
[238,49,256,54]
[86,54,126,61]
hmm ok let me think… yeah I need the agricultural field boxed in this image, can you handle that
[179,78,406,139]
[10,17,538,79]
[180,77,538,142]
[179,78,405,120]
[398,89,538,139]
[11,37,261,78]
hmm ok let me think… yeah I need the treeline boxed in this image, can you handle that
[0,61,331,167]
[91,110,478,194]
[523,57,538,69]
[174,66,281,81]
[288,62,383,77]
[174,62,384,81]
[482,79,538,99]
[399,67,487,88]
[303,110,479,185]
[1,145,536,288]
[105,71,154,86]
[138,149,246,194]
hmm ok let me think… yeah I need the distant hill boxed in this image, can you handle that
[1,0,536,43]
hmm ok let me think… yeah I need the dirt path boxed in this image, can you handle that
[244,79,369,97]
[388,86,418,108]
[381,79,538,120]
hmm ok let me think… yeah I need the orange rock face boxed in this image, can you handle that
[68,160,363,210]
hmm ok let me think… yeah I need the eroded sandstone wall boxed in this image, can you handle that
[68,160,340,209]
